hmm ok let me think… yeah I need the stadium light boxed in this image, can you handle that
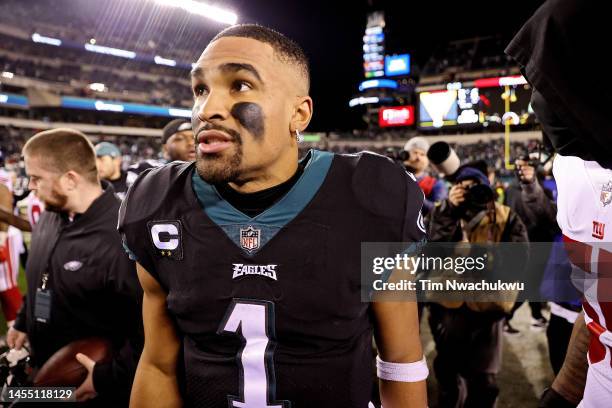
[358,79,397,92]
[153,0,238,25]
[32,33,62,46]
[89,83,107,92]
[84,43,136,59]
[168,108,192,118]
[349,96,379,107]
[154,55,177,67]
[94,100,125,112]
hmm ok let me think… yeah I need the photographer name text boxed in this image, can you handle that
[372,279,524,292]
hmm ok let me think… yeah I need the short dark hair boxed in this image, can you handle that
[162,119,191,144]
[23,128,98,184]
[211,24,310,92]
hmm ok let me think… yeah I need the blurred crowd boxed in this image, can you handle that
[0,0,211,62]
[421,36,518,77]
[0,34,192,108]
[1,124,540,181]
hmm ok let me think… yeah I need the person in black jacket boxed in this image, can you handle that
[6,128,143,406]
[95,142,128,200]
[427,162,528,408]
[503,157,559,333]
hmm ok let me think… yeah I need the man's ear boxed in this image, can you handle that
[290,96,313,135]
[62,171,81,191]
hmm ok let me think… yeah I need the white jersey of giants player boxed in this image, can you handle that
[0,169,23,291]
[26,191,43,227]
[0,168,12,192]
[0,226,23,292]
[554,154,612,408]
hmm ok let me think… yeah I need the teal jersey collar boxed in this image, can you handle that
[191,149,334,228]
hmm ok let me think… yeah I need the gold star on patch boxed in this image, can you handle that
[161,251,166,256]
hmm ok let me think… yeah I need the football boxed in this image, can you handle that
[33,337,113,387]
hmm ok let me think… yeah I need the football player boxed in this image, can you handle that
[507,1,612,407]
[125,119,195,187]
[121,24,428,408]
[0,172,23,328]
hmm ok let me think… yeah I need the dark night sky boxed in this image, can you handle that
[227,0,545,132]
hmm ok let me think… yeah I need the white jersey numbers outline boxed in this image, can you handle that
[218,299,291,408]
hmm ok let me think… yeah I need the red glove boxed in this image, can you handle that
[0,245,7,263]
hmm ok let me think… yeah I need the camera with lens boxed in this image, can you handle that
[426,142,494,205]
[383,147,410,163]
[463,183,495,207]
[515,143,554,183]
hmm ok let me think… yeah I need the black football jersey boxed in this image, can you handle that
[119,150,425,408]
[126,159,166,188]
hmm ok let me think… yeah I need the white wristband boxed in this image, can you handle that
[376,355,429,382]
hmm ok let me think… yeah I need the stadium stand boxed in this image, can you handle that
[421,36,518,78]
[0,0,217,61]
[0,34,192,107]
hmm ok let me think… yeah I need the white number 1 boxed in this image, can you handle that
[219,299,290,408]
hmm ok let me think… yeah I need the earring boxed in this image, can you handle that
[295,129,303,143]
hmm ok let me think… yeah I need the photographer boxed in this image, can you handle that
[427,162,528,408]
[506,156,557,242]
[403,137,447,215]
[504,155,559,333]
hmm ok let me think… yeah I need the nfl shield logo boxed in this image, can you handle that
[240,225,261,252]
[601,181,612,207]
